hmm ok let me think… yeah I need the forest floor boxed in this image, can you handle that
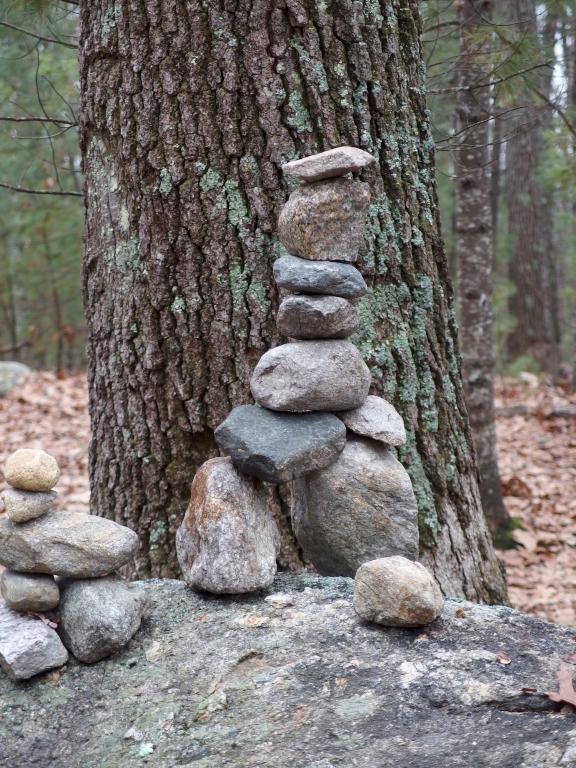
[0,372,575,626]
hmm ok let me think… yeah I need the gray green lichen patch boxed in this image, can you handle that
[159,168,173,196]
[171,296,186,314]
[105,238,142,275]
[286,92,313,134]
[101,5,121,36]
[200,169,223,193]
[217,180,250,239]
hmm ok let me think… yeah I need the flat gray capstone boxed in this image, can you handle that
[0,362,29,397]
[2,576,575,767]
[0,602,68,681]
[1,487,56,523]
[215,405,346,484]
[273,254,368,298]
[0,570,60,612]
[339,395,406,446]
[354,557,444,627]
[281,146,375,182]
[0,510,139,577]
[251,340,371,412]
[176,457,278,594]
[291,436,419,576]
[277,294,360,339]
[278,177,370,262]
[58,577,146,664]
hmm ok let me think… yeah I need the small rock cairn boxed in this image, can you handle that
[177,147,444,628]
[0,449,144,681]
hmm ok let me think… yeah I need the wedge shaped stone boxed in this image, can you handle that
[281,146,375,182]
[339,395,406,446]
[278,178,370,262]
[0,602,68,680]
[251,340,371,412]
[273,254,368,298]
[176,458,279,594]
[0,510,139,577]
[291,436,419,576]
[215,405,346,483]
[277,294,360,339]
[59,577,146,663]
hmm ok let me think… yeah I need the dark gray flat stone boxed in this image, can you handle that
[215,405,346,483]
[273,254,368,298]
[2,575,576,767]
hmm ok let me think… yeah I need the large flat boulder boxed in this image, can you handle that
[251,340,371,412]
[291,436,419,575]
[1,575,576,767]
[0,510,139,577]
[215,405,346,483]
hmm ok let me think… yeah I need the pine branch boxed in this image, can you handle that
[0,181,82,197]
[0,20,77,50]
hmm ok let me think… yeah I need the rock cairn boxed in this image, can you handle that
[177,145,443,626]
[0,448,144,680]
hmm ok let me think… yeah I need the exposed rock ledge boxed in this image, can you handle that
[2,575,576,768]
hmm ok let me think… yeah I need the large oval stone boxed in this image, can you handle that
[273,254,368,298]
[0,570,60,612]
[215,405,346,483]
[251,341,371,412]
[278,178,370,262]
[290,436,419,576]
[176,458,278,594]
[0,511,139,578]
[277,295,359,339]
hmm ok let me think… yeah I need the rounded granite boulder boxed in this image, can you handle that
[4,449,60,492]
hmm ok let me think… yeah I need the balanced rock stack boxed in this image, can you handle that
[177,146,442,626]
[0,449,144,680]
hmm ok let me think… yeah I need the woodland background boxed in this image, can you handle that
[1,1,576,621]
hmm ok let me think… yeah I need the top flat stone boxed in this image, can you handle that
[281,147,376,183]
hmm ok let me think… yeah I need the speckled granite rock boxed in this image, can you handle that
[59,577,146,664]
[1,575,576,767]
[0,602,67,681]
[176,458,278,593]
[5,448,60,492]
[0,510,139,577]
[278,178,370,262]
[251,341,371,412]
[339,395,407,446]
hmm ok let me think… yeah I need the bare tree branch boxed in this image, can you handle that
[429,61,554,95]
[0,181,82,197]
[0,20,77,50]
[0,116,76,127]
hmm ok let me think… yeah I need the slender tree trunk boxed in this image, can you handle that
[505,0,560,377]
[79,0,507,602]
[454,0,511,543]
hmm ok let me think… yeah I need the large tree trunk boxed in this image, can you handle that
[79,0,507,602]
[505,0,560,377]
[454,0,511,544]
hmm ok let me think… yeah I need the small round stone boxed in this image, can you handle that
[353,556,444,627]
[2,488,56,523]
[4,448,60,492]
[0,570,60,612]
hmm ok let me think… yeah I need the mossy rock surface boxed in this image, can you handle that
[1,575,575,767]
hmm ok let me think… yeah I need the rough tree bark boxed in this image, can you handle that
[454,0,511,543]
[505,0,560,377]
[79,0,507,602]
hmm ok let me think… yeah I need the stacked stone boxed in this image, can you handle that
[177,146,443,627]
[0,449,144,680]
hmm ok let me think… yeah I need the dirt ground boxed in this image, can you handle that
[0,371,575,626]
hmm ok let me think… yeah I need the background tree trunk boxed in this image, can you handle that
[454,0,511,543]
[505,0,560,377]
[79,0,507,602]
